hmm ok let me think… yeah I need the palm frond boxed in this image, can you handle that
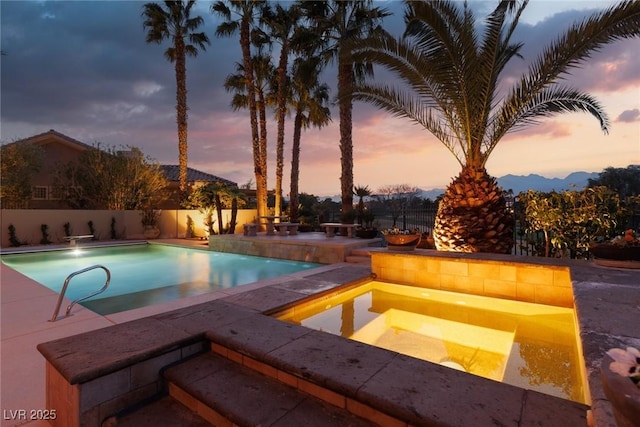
[505,0,640,134]
[494,85,608,140]
[352,83,464,165]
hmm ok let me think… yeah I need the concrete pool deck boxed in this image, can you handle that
[0,238,346,426]
[1,238,639,426]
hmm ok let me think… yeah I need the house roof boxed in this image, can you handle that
[4,129,237,187]
[5,129,96,151]
[159,165,237,187]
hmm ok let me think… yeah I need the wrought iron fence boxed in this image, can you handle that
[328,201,639,258]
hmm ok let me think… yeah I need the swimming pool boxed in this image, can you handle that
[276,280,586,403]
[1,244,321,315]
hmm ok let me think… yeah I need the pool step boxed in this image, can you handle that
[346,248,372,264]
[163,351,376,426]
[102,395,210,427]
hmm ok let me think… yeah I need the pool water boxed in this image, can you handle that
[1,244,321,315]
[277,280,586,403]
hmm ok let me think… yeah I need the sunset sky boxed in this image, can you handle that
[1,0,639,197]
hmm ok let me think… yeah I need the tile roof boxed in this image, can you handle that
[159,165,237,186]
[4,129,237,187]
[4,129,95,151]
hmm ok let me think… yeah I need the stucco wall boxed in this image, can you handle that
[0,209,258,248]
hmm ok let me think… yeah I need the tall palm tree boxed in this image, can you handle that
[212,0,269,221]
[301,1,390,220]
[142,0,209,204]
[259,3,304,218]
[288,56,331,222]
[352,0,640,253]
[224,54,274,224]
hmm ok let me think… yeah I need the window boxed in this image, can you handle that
[49,186,65,200]
[32,186,48,200]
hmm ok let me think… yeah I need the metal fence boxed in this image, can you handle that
[328,201,640,258]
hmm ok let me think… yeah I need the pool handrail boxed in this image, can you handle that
[49,265,111,322]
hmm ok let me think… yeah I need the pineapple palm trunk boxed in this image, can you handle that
[433,166,514,253]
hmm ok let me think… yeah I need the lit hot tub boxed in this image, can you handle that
[276,280,586,403]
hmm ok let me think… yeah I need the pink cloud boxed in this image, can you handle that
[615,109,640,123]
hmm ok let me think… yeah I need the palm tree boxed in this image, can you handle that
[212,0,269,222]
[259,3,304,218]
[288,56,332,222]
[224,53,274,224]
[301,1,390,220]
[142,0,209,204]
[353,185,372,227]
[352,0,640,253]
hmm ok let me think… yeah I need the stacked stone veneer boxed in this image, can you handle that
[38,318,207,427]
[209,236,378,264]
[371,251,574,308]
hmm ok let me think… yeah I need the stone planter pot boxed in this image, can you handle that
[600,354,640,427]
[384,234,421,251]
[143,226,160,239]
[591,244,640,268]
[356,229,378,239]
[417,235,436,249]
[591,244,640,261]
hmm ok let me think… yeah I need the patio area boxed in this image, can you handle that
[1,236,638,426]
[0,236,375,427]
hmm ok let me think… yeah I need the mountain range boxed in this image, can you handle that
[417,171,599,200]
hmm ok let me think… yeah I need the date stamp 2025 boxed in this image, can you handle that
[3,409,57,421]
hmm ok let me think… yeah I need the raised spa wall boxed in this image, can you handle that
[208,234,380,264]
[371,250,574,308]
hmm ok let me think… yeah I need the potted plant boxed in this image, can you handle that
[141,209,161,239]
[356,211,378,239]
[417,231,436,249]
[381,227,421,251]
[590,229,640,267]
[600,346,640,427]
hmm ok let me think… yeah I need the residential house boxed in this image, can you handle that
[1,129,238,209]
[158,165,237,209]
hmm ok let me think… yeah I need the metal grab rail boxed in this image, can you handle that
[50,265,111,322]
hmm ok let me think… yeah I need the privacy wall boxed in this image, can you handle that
[0,209,257,248]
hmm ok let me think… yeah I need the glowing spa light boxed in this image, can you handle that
[70,248,84,257]
[439,359,467,372]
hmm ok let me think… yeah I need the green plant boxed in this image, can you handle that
[8,224,22,247]
[204,213,216,236]
[110,217,117,239]
[354,185,372,226]
[140,210,161,227]
[340,209,356,224]
[186,215,195,238]
[362,211,376,229]
[40,224,51,244]
[520,187,624,259]
[63,222,71,237]
[87,220,96,239]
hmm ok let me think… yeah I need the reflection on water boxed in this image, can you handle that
[2,244,320,314]
[277,281,585,403]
